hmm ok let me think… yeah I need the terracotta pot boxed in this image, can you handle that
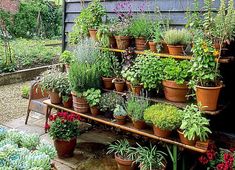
[167,45,184,55]
[196,85,222,111]
[49,91,61,104]
[114,115,126,125]
[177,130,196,146]
[135,37,147,51]
[153,126,171,138]
[133,120,146,130]
[89,28,98,41]
[109,36,117,48]
[131,84,143,96]
[126,81,131,91]
[161,41,169,53]
[54,138,77,158]
[65,64,70,73]
[114,79,125,92]
[149,41,157,53]
[115,154,135,170]
[71,92,89,113]
[102,77,114,90]
[115,36,130,50]
[62,96,73,108]
[162,80,189,102]
[140,162,167,170]
[90,105,100,116]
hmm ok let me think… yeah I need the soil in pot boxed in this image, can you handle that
[114,79,125,92]
[71,92,90,113]
[149,41,157,53]
[177,130,196,146]
[196,85,222,111]
[133,120,146,130]
[135,37,147,51]
[167,45,184,55]
[62,96,73,108]
[162,80,189,103]
[89,29,98,41]
[114,115,126,125]
[54,138,77,158]
[90,105,100,116]
[49,91,61,104]
[115,36,131,50]
[115,154,135,170]
[153,126,171,138]
[109,36,117,48]
[102,77,114,90]
[131,84,143,96]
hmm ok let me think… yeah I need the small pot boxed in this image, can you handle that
[162,80,189,102]
[153,125,171,138]
[109,36,117,48]
[54,138,77,158]
[115,36,130,50]
[89,28,98,41]
[71,92,89,113]
[114,79,125,92]
[196,85,222,111]
[62,96,73,108]
[135,37,147,51]
[90,105,100,116]
[114,115,126,125]
[133,120,146,130]
[149,41,157,53]
[102,77,114,90]
[131,84,143,96]
[177,130,196,146]
[167,45,184,55]
[115,154,135,170]
[49,91,61,104]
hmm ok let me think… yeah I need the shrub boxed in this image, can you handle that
[59,50,74,64]
[163,29,192,45]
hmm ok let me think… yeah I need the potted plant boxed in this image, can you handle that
[113,104,127,125]
[60,77,73,108]
[178,104,211,146]
[144,103,182,138]
[134,143,167,170]
[99,92,125,118]
[107,139,136,170]
[149,22,162,53]
[112,57,126,92]
[48,112,80,158]
[126,96,149,129]
[163,29,192,55]
[83,88,101,116]
[162,58,192,102]
[59,50,74,72]
[189,32,222,111]
[97,23,117,48]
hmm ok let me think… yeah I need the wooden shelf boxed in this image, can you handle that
[43,99,208,153]
[100,47,234,64]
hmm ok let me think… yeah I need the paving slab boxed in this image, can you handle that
[16,124,45,135]
[52,160,73,170]
[2,115,38,128]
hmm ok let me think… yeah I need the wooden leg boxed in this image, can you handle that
[25,109,31,125]
[45,107,52,133]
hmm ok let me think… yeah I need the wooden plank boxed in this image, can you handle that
[43,99,208,153]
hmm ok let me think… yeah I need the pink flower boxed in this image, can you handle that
[44,123,50,130]
[198,156,209,165]
[216,163,224,170]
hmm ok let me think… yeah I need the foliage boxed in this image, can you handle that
[99,92,125,112]
[163,29,192,45]
[97,24,111,47]
[20,134,40,150]
[83,88,101,107]
[59,50,74,64]
[112,20,131,36]
[134,143,166,170]
[121,63,141,86]
[68,62,101,96]
[113,1,133,22]
[47,112,80,141]
[113,104,127,116]
[162,58,192,84]
[21,85,30,98]
[126,96,149,121]
[107,139,135,160]
[180,104,211,141]
[36,141,56,160]
[144,103,182,131]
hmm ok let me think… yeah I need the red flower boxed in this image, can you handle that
[44,123,50,130]
[224,153,233,162]
[61,119,65,123]
[57,112,63,117]
[199,156,209,165]
[229,148,235,152]
[207,150,216,160]
[49,115,54,121]
[216,163,224,170]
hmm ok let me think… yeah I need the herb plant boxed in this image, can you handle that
[97,24,111,47]
[59,50,74,64]
[164,29,192,45]
[21,85,30,99]
[121,64,141,86]
[83,88,101,107]
[113,104,127,116]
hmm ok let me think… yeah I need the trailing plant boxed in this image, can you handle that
[113,104,127,116]
[163,29,192,45]
[180,104,211,141]
[144,103,182,131]
[59,50,74,64]
[83,88,101,107]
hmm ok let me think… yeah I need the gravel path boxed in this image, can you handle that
[0,82,30,123]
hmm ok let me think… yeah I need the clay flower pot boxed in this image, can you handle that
[54,138,77,158]
[126,81,131,91]
[109,36,117,48]
[161,41,169,53]
[162,80,189,103]
[177,130,196,146]
[115,36,130,50]
[114,115,126,125]
[196,85,222,111]
[90,105,100,116]
[133,120,146,130]
[49,91,61,104]
[167,45,184,55]
[114,79,125,92]
[131,84,143,96]
[62,96,73,108]
[115,154,135,170]
[149,41,157,53]
[153,125,171,138]
[102,77,114,90]
[135,37,147,51]
[89,28,98,41]
[71,92,89,113]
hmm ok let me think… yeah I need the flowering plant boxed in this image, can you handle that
[198,143,235,170]
[46,112,80,141]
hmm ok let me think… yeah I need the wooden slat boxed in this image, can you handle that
[43,99,208,153]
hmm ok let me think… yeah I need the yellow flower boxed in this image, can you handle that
[204,48,209,53]
[213,50,219,57]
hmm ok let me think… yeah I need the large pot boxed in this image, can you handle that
[115,154,135,170]
[90,105,100,116]
[131,84,143,96]
[153,126,171,138]
[114,79,125,92]
[54,138,77,158]
[167,45,184,55]
[109,36,117,48]
[135,37,147,51]
[49,91,61,104]
[133,120,146,130]
[177,130,196,146]
[149,41,157,53]
[162,80,189,102]
[115,36,130,50]
[196,85,222,111]
[71,92,89,113]
[62,96,73,108]
[89,28,98,41]
[102,77,114,90]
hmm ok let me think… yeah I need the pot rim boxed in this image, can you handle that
[114,35,130,39]
[102,76,114,80]
[88,28,97,31]
[196,84,223,90]
[167,44,184,47]
[162,80,188,88]
[115,154,133,162]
